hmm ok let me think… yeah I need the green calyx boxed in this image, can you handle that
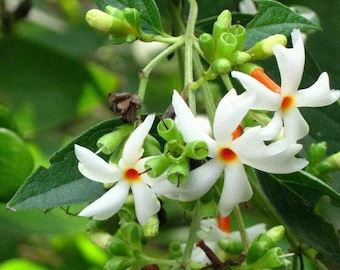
[86,6,141,44]
[185,140,208,160]
[167,160,190,186]
[157,118,184,143]
[97,125,133,154]
[164,140,186,163]
[144,154,172,178]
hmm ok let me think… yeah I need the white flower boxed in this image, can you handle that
[232,29,340,141]
[152,90,308,217]
[75,114,162,225]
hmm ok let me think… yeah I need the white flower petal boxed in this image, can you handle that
[231,71,282,111]
[78,181,130,220]
[213,90,254,145]
[75,144,121,183]
[258,111,283,140]
[283,106,309,140]
[243,141,308,173]
[172,90,217,154]
[131,182,161,225]
[273,29,305,95]
[230,223,266,242]
[296,72,340,107]
[120,114,155,167]
[218,163,253,217]
[152,159,224,201]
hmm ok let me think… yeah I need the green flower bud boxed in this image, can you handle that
[230,24,246,50]
[213,10,232,40]
[106,257,134,270]
[86,9,115,32]
[308,142,327,166]
[143,134,162,156]
[235,51,252,65]
[250,247,291,269]
[169,241,183,258]
[107,237,132,256]
[167,160,190,186]
[215,32,237,59]
[157,118,184,143]
[164,140,186,163]
[123,8,141,34]
[246,34,287,61]
[97,125,133,154]
[315,161,335,174]
[199,33,216,63]
[213,58,232,74]
[143,215,159,238]
[185,140,208,160]
[246,240,270,264]
[218,238,244,254]
[263,225,285,244]
[144,154,172,178]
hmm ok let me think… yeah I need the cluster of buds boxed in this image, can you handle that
[145,118,209,186]
[244,225,292,269]
[86,6,141,44]
[199,10,287,75]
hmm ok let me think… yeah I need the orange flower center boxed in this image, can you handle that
[219,147,238,163]
[124,168,140,182]
[218,213,231,233]
[280,96,295,112]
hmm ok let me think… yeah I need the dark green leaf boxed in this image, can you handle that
[257,170,340,264]
[7,117,127,211]
[245,0,321,48]
[95,0,164,34]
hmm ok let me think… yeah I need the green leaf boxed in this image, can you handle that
[7,117,127,211]
[257,170,340,264]
[95,0,164,34]
[245,0,321,48]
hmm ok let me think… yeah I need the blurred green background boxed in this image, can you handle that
[0,0,339,269]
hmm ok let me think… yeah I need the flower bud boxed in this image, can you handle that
[213,58,232,74]
[106,257,134,270]
[308,142,327,166]
[246,240,270,264]
[235,51,252,65]
[213,10,232,40]
[143,215,159,237]
[246,34,287,61]
[167,160,190,186]
[261,225,285,244]
[97,125,133,154]
[107,237,132,256]
[143,134,162,156]
[123,7,141,34]
[230,24,246,50]
[215,32,237,59]
[199,33,216,63]
[185,140,208,160]
[250,247,291,269]
[218,238,244,254]
[157,118,184,143]
[164,140,186,163]
[144,154,172,178]
[316,151,340,173]
[86,9,115,32]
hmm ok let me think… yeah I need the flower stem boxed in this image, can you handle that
[181,200,201,266]
[221,74,234,91]
[138,37,185,102]
[233,204,250,253]
[184,0,198,114]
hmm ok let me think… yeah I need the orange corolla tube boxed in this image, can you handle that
[250,67,281,94]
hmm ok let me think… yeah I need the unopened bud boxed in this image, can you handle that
[316,151,340,173]
[308,142,327,166]
[213,58,232,74]
[199,33,216,63]
[213,10,232,40]
[246,34,287,61]
[262,225,285,244]
[218,238,244,254]
[235,51,251,65]
[86,9,114,32]
[144,154,172,177]
[167,160,190,186]
[185,140,208,160]
[97,125,133,154]
[157,118,184,143]
[143,215,159,237]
